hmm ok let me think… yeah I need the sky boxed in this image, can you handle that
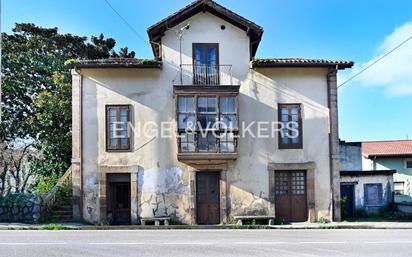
[3,0,412,142]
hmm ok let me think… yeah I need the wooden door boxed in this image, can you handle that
[275,171,307,222]
[110,182,131,225]
[196,172,220,225]
[193,43,219,85]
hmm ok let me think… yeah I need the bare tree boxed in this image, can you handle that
[0,141,38,196]
[0,143,9,196]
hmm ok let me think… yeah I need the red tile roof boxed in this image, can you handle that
[362,140,412,157]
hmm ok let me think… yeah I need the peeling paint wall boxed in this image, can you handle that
[341,175,394,211]
[340,141,362,171]
[78,13,334,224]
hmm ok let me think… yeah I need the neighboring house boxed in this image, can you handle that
[362,140,412,203]
[69,0,353,225]
[340,141,395,217]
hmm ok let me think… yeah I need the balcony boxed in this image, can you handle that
[175,94,239,162]
[177,132,239,161]
[173,64,238,87]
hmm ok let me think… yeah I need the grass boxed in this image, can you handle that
[39,224,76,230]
[1,224,78,230]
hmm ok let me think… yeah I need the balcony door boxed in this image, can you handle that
[193,43,219,85]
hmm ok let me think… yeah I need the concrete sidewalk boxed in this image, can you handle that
[2,221,412,230]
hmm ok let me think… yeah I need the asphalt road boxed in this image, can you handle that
[0,229,411,257]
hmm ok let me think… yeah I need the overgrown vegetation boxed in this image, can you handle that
[0,23,136,198]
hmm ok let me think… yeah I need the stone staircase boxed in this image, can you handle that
[40,166,73,222]
[47,204,73,222]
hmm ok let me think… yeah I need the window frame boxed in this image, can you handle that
[177,96,196,130]
[364,183,383,207]
[277,103,303,149]
[192,43,220,85]
[405,159,412,169]
[394,181,405,195]
[105,105,132,152]
[176,93,238,154]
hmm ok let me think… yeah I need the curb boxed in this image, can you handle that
[2,224,412,230]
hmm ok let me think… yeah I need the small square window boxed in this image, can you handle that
[406,160,412,169]
[394,182,405,195]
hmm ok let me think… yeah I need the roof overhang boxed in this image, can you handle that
[147,0,263,59]
[340,170,396,176]
[66,58,162,69]
[252,58,354,70]
[364,154,412,159]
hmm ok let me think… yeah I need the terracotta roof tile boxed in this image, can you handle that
[362,140,412,157]
[67,58,162,69]
[252,58,354,69]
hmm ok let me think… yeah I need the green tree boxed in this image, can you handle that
[1,23,135,181]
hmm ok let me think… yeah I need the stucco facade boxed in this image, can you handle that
[341,172,394,213]
[71,1,351,225]
[363,156,412,203]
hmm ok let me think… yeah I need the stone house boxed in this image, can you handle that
[69,0,353,225]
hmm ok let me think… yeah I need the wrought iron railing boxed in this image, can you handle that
[173,64,235,86]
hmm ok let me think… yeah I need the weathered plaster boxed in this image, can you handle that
[75,12,338,224]
[341,174,394,212]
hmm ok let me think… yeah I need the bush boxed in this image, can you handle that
[0,193,37,208]
[33,175,59,196]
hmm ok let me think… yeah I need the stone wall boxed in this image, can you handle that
[0,194,41,223]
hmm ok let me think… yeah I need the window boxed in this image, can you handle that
[178,96,195,130]
[278,104,302,149]
[106,105,131,151]
[394,182,405,195]
[177,95,238,153]
[275,172,289,195]
[291,171,306,195]
[364,183,383,206]
[193,43,219,85]
[220,97,237,129]
[406,160,412,169]
[179,133,195,153]
[197,96,217,130]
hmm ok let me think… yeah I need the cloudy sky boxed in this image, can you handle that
[3,0,412,142]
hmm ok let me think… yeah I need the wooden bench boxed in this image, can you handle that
[233,215,276,225]
[140,217,171,226]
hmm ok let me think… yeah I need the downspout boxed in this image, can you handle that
[327,65,341,221]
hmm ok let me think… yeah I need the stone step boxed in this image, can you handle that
[49,215,72,220]
[52,210,72,215]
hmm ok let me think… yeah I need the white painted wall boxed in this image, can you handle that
[341,175,394,210]
[79,12,333,223]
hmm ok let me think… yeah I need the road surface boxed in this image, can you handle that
[0,229,411,257]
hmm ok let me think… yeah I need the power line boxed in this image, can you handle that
[338,34,412,89]
[103,0,150,46]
